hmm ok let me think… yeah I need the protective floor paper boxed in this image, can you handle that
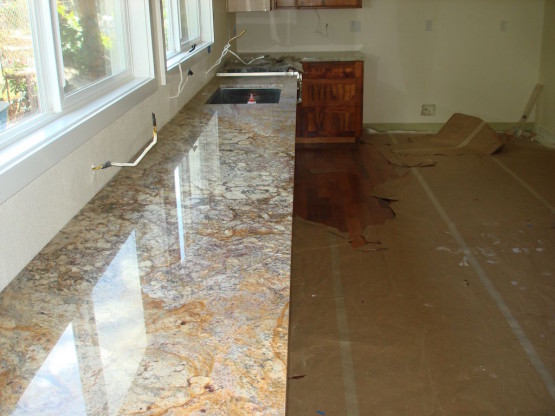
[287,134,555,415]
[392,113,504,156]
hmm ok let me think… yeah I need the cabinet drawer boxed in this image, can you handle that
[298,107,362,137]
[302,78,362,107]
[302,61,363,79]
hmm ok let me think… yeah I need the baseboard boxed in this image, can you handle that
[365,123,443,133]
[535,124,555,149]
[364,122,535,133]
[489,122,534,132]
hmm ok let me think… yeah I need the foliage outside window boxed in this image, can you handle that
[56,1,128,96]
[0,1,39,131]
[0,0,131,136]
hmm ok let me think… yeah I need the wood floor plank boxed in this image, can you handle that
[293,138,397,245]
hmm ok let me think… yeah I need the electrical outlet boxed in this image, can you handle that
[421,104,436,116]
[500,20,508,32]
[425,19,433,32]
[350,20,361,33]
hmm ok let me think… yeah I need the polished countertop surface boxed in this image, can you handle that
[252,51,364,63]
[223,52,364,73]
[297,51,365,62]
[0,76,297,415]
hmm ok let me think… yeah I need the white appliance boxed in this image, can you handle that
[226,0,272,12]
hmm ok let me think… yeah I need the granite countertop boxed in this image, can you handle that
[0,76,297,415]
[297,51,365,62]
[255,51,364,63]
[222,52,363,73]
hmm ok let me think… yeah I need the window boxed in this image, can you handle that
[0,0,154,204]
[163,0,200,59]
[0,1,41,133]
[56,1,130,98]
[161,0,213,69]
[0,1,136,141]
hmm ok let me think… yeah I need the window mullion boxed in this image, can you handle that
[114,0,129,75]
[182,0,197,46]
[171,0,181,53]
[28,0,64,113]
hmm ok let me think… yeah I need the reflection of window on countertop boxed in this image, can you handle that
[12,230,147,415]
[92,230,147,415]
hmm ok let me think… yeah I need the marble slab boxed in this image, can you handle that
[297,51,365,62]
[255,51,364,63]
[0,75,297,415]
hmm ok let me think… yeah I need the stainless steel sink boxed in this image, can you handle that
[206,87,281,104]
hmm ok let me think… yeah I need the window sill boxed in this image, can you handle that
[166,42,213,78]
[0,77,157,205]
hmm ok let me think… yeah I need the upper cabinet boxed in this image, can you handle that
[274,0,362,9]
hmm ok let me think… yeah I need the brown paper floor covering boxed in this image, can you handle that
[288,132,555,415]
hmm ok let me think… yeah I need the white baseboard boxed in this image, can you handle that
[365,122,534,134]
[535,124,555,149]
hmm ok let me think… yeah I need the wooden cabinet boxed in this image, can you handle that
[297,60,363,143]
[273,0,361,9]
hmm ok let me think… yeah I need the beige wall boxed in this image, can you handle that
[0,3,234,291]
[537,0,555,146]
[236,0,545,125]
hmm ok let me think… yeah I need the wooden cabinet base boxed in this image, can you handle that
[296,60,363,143]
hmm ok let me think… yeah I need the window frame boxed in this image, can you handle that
[52,0,135,111]
[161,0,214,75]
[0,0,156,205]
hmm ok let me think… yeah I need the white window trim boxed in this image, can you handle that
[0,0,156,205]
[155,0,214,85]
[166,41,211,72]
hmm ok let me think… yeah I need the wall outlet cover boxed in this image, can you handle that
[421,104,436,116]
[350,20,361,33]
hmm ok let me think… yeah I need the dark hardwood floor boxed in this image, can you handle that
[293,141,397,246]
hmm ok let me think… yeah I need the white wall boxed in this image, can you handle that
[537,0,555,146]
[236,0,545,125]
[0,3,234,291]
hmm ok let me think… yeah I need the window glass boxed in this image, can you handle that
[179,0,200,46]
[0,0,152,157]
[56,0,129,95]
[162,0,202,59]
[0,1,40,133]
[161,0,176,55]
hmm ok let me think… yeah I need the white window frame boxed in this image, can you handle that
[51,0,134,112]
[160,0,214,76]
[165,0,201,59]
[0,0,156,205]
